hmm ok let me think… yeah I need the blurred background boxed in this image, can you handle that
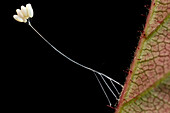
[3,0,150,112]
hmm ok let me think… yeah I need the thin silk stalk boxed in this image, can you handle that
[28,20,123,88]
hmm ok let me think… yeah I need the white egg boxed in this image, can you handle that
[21,6,28,18]
[13,15,24,22]
[26,3,33,18]
[16,9,24,18]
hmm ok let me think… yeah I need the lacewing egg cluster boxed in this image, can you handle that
[13,3,33,23]
[13,3,124,109]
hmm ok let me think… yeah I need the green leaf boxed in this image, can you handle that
[116,0,170,112]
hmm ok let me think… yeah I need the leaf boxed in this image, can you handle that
[116,0,170,113]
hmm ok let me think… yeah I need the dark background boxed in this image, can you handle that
[3,0,150,112]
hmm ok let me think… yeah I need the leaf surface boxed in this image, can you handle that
[116,0,170,112]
